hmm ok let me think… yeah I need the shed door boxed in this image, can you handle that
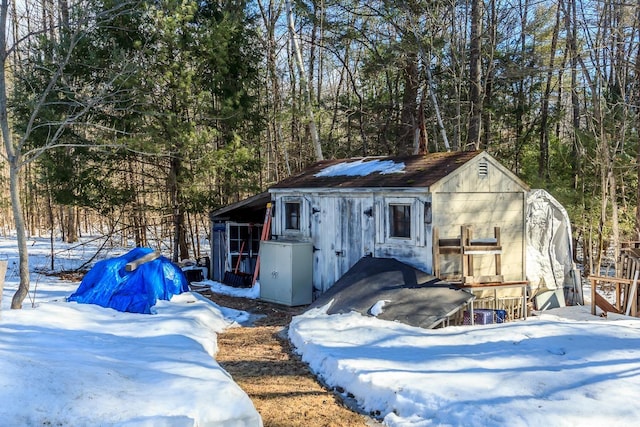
[338,197,375,276]
[311,196,374,293]
[311,197,337,293]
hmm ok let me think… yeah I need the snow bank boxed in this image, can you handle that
[0,237,262,427]
[290,306,640,427]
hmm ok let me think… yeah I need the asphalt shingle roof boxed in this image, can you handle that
[270,150,482,189]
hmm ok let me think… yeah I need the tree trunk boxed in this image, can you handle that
[467,0,483,150]
[1,0,30,309]
[565,0,581,190]
[635,2,640,240]
[482,0,497,149]
[257,0,290,178]
[539,0,561,181]
[8,161,31,309]
[47,186,55,270]
[170,152,189,262]
[286,0,322,161]
[399,52,419,155]
[425,60,451,152]
[514,0,529,173]
[609,169,620,265]
[66,205,78,243]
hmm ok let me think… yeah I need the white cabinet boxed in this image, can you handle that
[259,241,313,306]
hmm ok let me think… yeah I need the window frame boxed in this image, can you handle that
[382,196,420,243]
[278,196,309,238]
[284,201,301,231]
[389,203,412,239]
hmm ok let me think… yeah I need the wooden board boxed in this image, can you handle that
[594,291,621,315]
[125,251,161,272]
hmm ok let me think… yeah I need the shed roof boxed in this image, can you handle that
[270,150,483,189]
[210,191,271,222]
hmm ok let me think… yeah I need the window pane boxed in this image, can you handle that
[285,202,300,230]
[390,204,411,238]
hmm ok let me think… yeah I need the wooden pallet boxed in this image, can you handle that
[589,251,640,316]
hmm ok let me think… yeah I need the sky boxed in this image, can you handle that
[2,236,640,426]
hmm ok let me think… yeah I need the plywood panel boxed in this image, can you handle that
[433,192,525,281]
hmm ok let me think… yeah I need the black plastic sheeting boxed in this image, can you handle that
[309,257,474,329]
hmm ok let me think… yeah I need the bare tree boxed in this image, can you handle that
[0,0,137,308]
[467,0,483,150]
[538,0,562,181]
[286,0,323,161]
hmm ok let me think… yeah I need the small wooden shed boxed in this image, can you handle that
[268,150,529,294]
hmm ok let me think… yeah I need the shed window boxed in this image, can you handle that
[285,202,301,230]
[390,204,411,238]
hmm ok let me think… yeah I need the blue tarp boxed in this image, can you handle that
[68,247,189,314]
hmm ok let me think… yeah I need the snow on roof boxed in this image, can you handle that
[314,159,405,177]
[270,151,484,189]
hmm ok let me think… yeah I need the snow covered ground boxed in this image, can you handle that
[289,305,640,427]
[0,237,262,427]
[3,235,640,426]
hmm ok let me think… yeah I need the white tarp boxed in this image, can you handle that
[526,189,583,306]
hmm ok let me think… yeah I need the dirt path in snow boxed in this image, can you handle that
[202,291,379,427]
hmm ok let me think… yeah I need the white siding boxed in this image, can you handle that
[273,194,311,239]
[372,193,432,273]
[274,190,431,292]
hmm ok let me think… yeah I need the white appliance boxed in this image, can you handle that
[259,240,313,306]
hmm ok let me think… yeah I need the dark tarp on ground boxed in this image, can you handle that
[68,247,188,314]
[309,257,475,329]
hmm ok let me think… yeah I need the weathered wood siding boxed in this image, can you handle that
[372,192,432,273]
[309,194,375,293]
[272,189,433,292]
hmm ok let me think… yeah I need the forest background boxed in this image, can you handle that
[1,0,638,308]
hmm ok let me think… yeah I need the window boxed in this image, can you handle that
[285,202,301,230]
[389,204,411,238]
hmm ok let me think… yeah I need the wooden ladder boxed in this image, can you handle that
[252,202,273,286]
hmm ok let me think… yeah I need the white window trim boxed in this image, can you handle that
[383,197,422,245]
[278,196,309,238]
[284,201,301,231]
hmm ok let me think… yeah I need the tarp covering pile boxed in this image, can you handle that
[68,247,188,314]
[526,189,583,306]
[309,257,475,329]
